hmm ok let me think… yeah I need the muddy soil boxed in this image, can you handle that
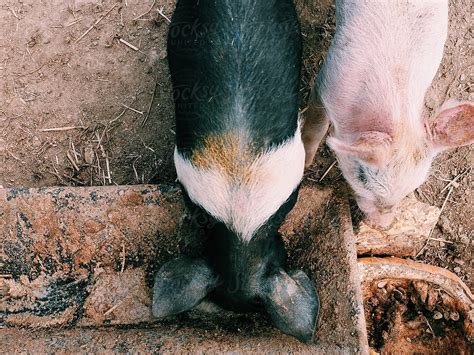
[0,185,367,352]
[0,0,472,351]
[364,278,471,354]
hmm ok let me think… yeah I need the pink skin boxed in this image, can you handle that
[326,102,474,228]
[303,2,474,228]
[356,197,395,229]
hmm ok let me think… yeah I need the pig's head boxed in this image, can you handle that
[152,133,320,342]
[327,101,474,228]
[151,193,320,342]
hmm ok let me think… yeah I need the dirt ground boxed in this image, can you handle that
[0,0,472,350]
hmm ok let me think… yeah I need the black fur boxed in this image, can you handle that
[357,164,368,184]
[168,0,302,156]
[154,188,320,342]
[178,186,300,311]
[205,188,299,311]
[153,0,319,342]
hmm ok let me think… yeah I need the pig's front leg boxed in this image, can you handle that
[302,89,329,168]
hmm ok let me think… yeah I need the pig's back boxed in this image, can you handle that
[168,0,302,157]
[318,0,448,135]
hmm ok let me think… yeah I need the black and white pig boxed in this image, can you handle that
[152,0,319,341]
[303,0,474,227]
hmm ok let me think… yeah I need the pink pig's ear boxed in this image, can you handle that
[327,131,392,168]
[428,101,474,152]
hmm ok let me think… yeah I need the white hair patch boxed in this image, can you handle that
[174,126,305,242]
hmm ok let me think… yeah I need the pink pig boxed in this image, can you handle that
[303,0,474,227]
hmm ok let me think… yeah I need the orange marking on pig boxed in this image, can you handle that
[191,132,258,184]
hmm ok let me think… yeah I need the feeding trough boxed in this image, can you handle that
[0,184,368,352]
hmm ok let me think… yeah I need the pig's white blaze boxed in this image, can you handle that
[175,125,305,242]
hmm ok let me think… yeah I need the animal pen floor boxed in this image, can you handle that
[0,0,472,353]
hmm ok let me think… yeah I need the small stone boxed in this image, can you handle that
[386,283,395,293]
[32,136,41,147]
[377,281,387,288]
[19,275,29,284]
[406,337,412,343]
[84,145,95,164]
[438,215,453,235]
[370,297,379,306]
[454,267,461,274]
[158,50,167,60]
[433,311,443,320]
[454,258,465,265]
[413,281,429,303]
[450,312,460,321]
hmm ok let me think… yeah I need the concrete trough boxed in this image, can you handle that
[0,184,368,352]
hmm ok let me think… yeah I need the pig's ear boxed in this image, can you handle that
[327,131,392,168]
[152,256,218,318]
[427,101,474,152]
[263,269,319,342]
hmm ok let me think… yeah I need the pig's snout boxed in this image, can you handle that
[366,210,395,229]
[357,197,396,229]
